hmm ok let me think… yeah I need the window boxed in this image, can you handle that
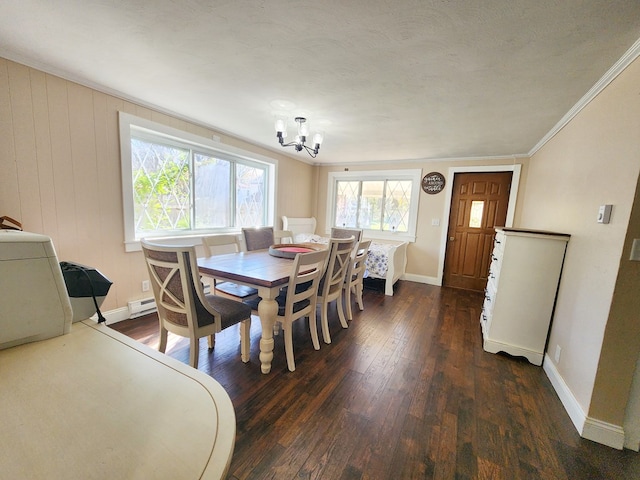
[120,112,275,251]
[469,201,484,228]
[327,169,421,242]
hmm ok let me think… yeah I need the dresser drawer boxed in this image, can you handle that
[489,233,505,281]
[483,282,496,316]
[488,254,501,283]
[480,306,492,334]
[493,230,506,253]
[486,276,497,299]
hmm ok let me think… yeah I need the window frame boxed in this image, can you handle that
[326,169,421,242]
[119,112,276,252]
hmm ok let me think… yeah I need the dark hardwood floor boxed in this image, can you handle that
[110,281,640,479]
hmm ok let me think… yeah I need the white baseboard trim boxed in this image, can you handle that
[624,434,640,452]
[402,273,440,286]
[583,417,625,450]
[543,354,625,450]
[543,354,587,433]
[88,306,133,326]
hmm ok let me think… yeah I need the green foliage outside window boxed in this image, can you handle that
[133,158,191,232]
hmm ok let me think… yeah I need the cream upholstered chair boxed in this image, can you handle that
[201,234,258,301]
[141,240,252,369]
[282,216,317,238]
[242,227,275,251]
[244,249,329,371]
[317,236,356,344]
[274,230,294,244]
[343,239,371,321]
[331,227,363,243]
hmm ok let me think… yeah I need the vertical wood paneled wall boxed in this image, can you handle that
[0,57,313,313]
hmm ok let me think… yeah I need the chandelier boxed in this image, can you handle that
[274,117,324,158]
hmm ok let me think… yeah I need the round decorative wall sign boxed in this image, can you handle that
[421,172,446,194]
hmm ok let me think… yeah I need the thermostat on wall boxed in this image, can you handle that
[597,204,612,224]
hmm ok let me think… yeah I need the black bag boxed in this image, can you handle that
[60,262,113,323]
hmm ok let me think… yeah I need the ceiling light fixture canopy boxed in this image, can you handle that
[275,117,324,158]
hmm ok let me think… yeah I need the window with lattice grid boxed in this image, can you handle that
[328,169,421,241]
[120,113,274,251]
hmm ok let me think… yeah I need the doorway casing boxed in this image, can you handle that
[435,164,522,286]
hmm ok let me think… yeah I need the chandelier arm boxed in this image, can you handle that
[302,144,317,159]
[275,116,321,158]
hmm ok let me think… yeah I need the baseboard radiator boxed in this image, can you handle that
[127,284,211,319]
[127,298,156,318]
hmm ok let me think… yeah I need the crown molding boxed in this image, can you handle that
[529,37,640,157]
[312,153,529,168]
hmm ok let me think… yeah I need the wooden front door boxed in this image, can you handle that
[443,172,512,291]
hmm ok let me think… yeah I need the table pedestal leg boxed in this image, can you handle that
[257,297,278,374]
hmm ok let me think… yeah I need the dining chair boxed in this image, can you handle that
[343,239,371,321]
[274,229,294,244]
[244,249,329,371]
[201,234,259,301]
[141,239,252,369]
[330,227,363,243]
[242,227,275,251]
[317,236,356,344]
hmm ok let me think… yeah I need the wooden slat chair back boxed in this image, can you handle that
[201,234,259,301]
[279,249,329,371]
[243,249,329,371]
[141,240,251,368]
[202,234,242,256]
[344,239,371,321]
[317,236,356,344]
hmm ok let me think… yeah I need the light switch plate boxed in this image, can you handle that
[554,345,562,363]
[597,204,612,224]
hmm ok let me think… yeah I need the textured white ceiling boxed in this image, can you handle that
[1,0,639,164]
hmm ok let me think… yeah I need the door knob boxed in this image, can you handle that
[449,237,455,241]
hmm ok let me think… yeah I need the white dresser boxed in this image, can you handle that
[480,227,570,365]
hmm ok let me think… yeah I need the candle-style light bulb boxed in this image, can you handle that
[299,122,309,137]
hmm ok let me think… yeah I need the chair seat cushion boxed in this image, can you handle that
[278,281,312,299]
[205,294,252,329]
[244,295,310,317]
[215,281,258,299]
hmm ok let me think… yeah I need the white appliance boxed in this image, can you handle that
[0,231,73,349]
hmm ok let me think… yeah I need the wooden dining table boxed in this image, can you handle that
[198,249,296,374]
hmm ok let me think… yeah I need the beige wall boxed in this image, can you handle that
[520,57,640,426]
[4,51,640,445]
[0,57,315,313]
[315,158,529,280]
[592,177,640,424]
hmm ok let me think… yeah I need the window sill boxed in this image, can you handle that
[126,231,242,253]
